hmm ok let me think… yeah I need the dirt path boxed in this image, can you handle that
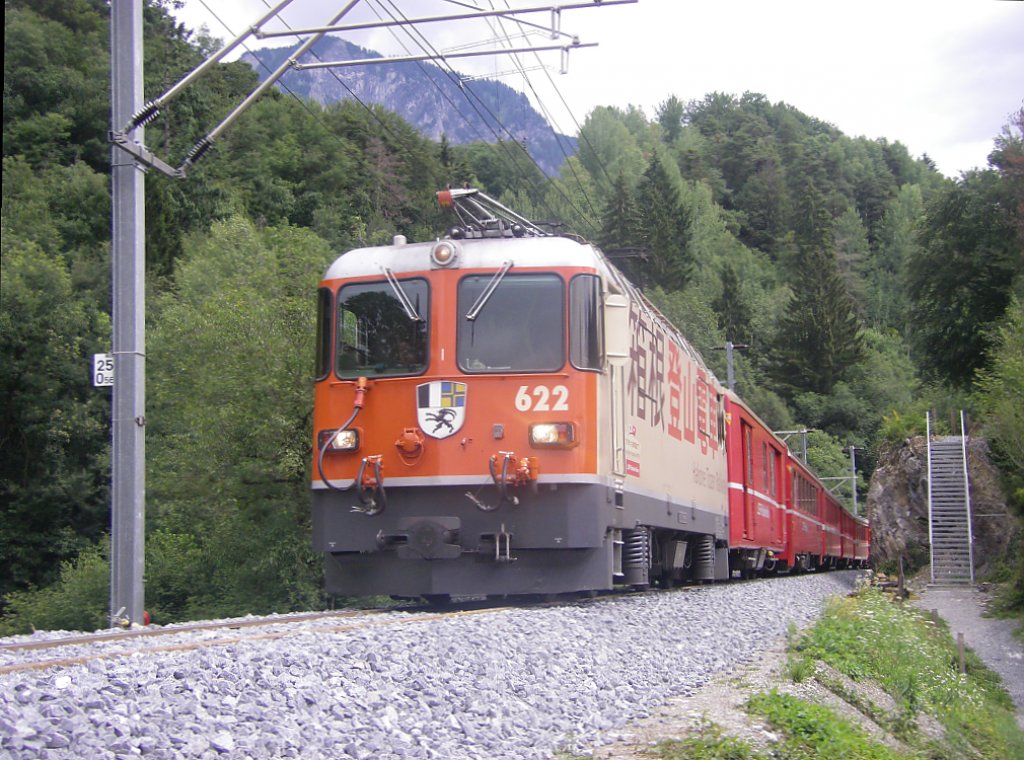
[912,584,1024,729]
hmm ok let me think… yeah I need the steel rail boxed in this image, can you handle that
[0,608,380,654]
[0,608,512,676]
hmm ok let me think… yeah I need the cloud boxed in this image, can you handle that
[171,0,1023,176]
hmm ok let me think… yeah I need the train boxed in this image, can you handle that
[310,188,869,600]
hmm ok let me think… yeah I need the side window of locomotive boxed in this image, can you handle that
[315,287,333,381]
[569,274,602,371]
[458,273,565,373]
[336,279,429,378]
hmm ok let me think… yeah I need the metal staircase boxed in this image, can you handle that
[927,411,974,585]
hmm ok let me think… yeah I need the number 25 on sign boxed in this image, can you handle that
[93,353,114,387]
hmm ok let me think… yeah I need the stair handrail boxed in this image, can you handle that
[960,410,975,583]
[926,411,935,583]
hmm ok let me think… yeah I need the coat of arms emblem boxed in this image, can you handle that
[416,381,467,439]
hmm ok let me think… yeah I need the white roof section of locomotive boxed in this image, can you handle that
[322,235,609,281]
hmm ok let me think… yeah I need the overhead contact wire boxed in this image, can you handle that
[375,0,544,187]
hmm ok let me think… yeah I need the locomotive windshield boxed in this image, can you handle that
[336,279,428,378]
[457,273,565,373]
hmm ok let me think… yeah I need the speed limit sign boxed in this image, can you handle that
[93,353,114,387]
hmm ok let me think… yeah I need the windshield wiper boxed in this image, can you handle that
[381,266,423,322]
[465,260,513,321]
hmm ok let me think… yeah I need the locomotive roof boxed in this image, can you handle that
[322,234,610,281]
[322,230,722,398]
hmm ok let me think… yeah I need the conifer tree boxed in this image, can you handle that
[771,245,865,396]
[635,155,692,292]
[598,172,645,283]
[598,172,642,248]
[656,95,685,143]
[713,262,754,345]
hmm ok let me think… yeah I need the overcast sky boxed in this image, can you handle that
[172,0,1024,178]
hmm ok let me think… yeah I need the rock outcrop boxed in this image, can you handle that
[867,436,1019,579]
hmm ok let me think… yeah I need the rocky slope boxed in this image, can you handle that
[866,435,1019,578]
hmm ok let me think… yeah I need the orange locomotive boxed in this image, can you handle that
[311,189,868,600]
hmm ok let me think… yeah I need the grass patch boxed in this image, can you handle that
[788,587,1024,758]
[783,652,816,683]
[650,720,765,759]
[747,689,904,759]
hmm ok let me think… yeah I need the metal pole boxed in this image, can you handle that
[725,341,735,391]
[850,445,858,515]
[255,0,638,39]
[774,428,809,463]
[960,410,975,584]
[715,342,746,393]
[926,412,934,584]
[110,0,146,627]
[293,42,598,71]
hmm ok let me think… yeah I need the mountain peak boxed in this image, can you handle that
[241,36,575,175]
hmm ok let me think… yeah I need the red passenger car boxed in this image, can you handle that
[724,394,786,576]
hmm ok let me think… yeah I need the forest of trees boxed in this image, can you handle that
[2,0,1022,632]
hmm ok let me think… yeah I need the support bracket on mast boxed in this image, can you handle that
[109,131,182,179]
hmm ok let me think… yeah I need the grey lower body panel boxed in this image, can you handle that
[325,547,612,597]
[312,481,726,597]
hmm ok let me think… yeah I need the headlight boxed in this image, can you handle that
[318,428,360,451]
[430,241,459,268]
[529,422,577,449]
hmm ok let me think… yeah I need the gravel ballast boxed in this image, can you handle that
[1,571,860,758]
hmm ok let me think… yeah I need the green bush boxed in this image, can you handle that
[877,406,928,446]
[179,504,324,620]
[875,386,975,447]
[0,538,109,635]
[144,529,205,624]
[0,516,326,635]
[974,298,1024,618]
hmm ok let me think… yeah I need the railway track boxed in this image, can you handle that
[0,604,512,676]
[0,579,779,676]
[1,572,861,759]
